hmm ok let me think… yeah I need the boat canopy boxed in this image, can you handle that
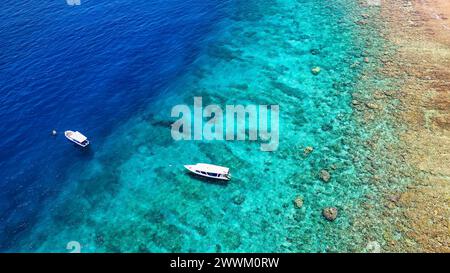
[194,163,229,175]
[71,131,87,143]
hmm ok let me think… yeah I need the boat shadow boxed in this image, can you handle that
[186,172,229,187]
[71,144,94,159]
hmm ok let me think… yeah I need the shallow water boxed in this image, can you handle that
[1,0,394,252]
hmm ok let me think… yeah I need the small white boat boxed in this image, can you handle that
[184,163,231,181]
[64,130,90,147]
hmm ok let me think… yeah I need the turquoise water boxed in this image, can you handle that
[13,0,387,252]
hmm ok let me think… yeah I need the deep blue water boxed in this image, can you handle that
[0,0,230,250]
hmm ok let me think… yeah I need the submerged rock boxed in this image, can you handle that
[366,102,380,110]
[95,233,105,245]
[270,80,302,97]
[322,207,338,221]
[151,119,174,128]
[222,231,242,250]
[319,169,331,182]
[321,123,333,131]
[230,83,249,91]
[304,146,314,155]
[356,20,368,26]
[350,61,360,68]
[310,48,320,55]
[388,193,401,204]
[373,91,385,100]
[232,194,245,205]
[294,196,304,209]
[215,244,222,253]
[311,66,321,75]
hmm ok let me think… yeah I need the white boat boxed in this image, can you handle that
[64,130,90,147]
[184,163,231,181]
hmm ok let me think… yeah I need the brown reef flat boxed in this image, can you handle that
[378,0,450,252]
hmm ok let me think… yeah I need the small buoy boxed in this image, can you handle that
[52,130,57,136]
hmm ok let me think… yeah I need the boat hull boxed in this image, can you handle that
[66,138,90,147]
[184,165,230,181]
